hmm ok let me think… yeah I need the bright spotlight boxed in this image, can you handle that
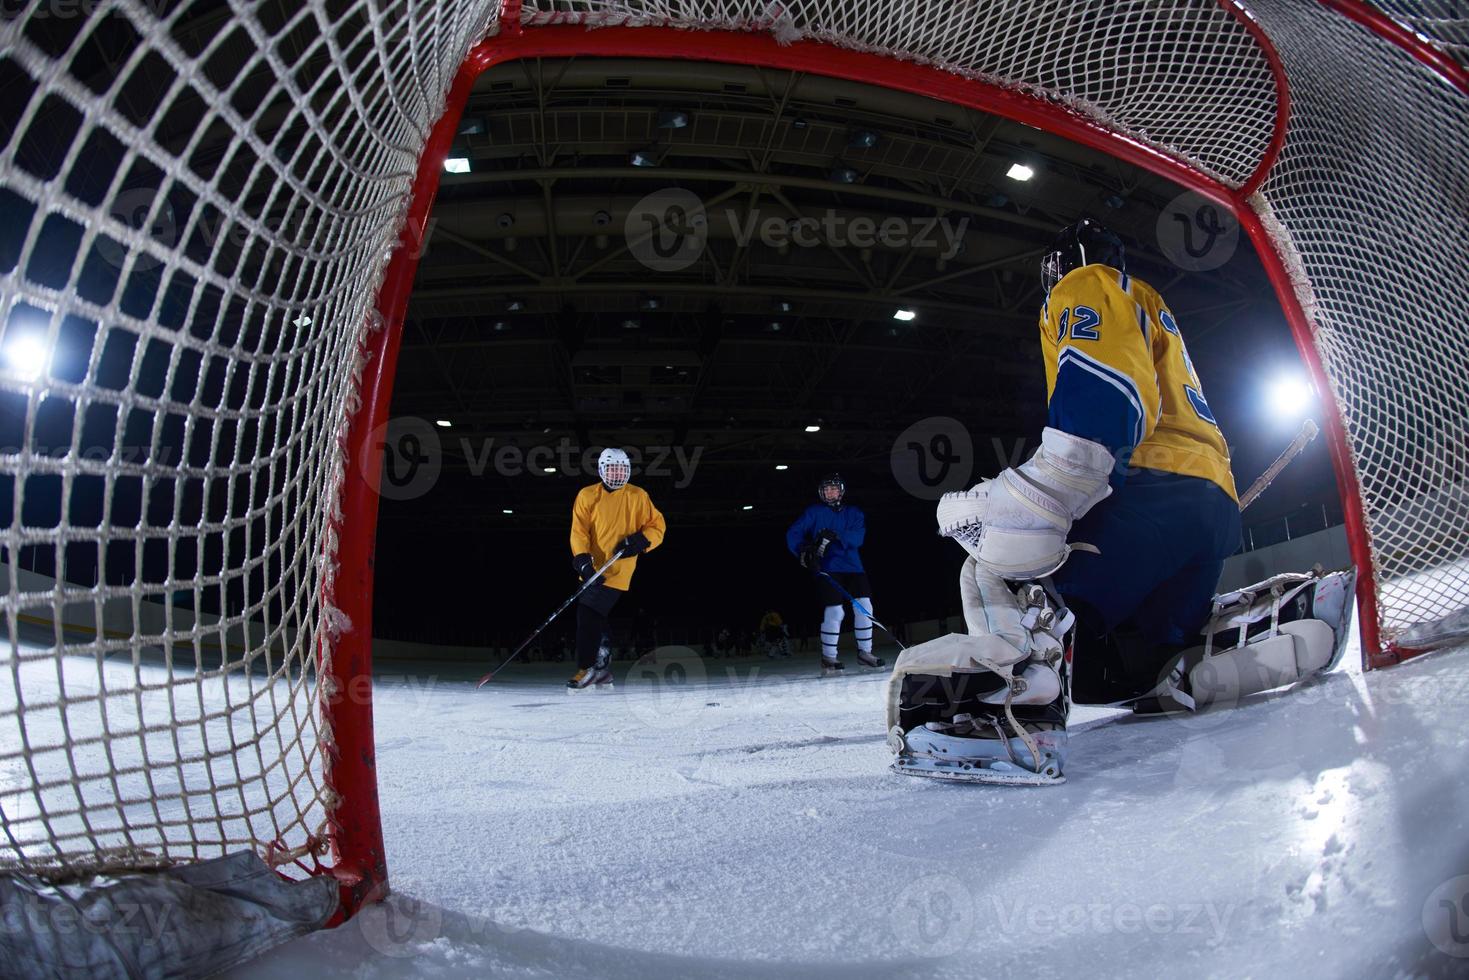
[1267,374,1314,418]
[1006,163,1035,182]
[435,419,452,428]
[444,157,471,174]
[4,334,48,381]
[892,308,917,322]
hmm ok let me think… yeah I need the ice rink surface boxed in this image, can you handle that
[237,624,1469,979]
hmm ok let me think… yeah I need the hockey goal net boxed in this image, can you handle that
[1,0,1465,921]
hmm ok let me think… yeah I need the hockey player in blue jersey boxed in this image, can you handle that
[886,219,1354,785]
[786,474,886,675]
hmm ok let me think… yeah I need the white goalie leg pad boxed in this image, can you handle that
[1186,619,1337,708]
[884,559,1065,731]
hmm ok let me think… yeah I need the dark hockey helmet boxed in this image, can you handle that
[1041,218,1126,293]
[818,473,846,509]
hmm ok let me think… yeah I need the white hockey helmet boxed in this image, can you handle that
[597,447,632,489]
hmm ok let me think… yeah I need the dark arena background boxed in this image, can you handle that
[368,59,1340,653]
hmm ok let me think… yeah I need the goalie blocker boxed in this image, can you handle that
[887,566,1356,785]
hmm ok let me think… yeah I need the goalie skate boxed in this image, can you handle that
[888,720,1067,786]
[886,572,1074,786]
[1134,567,1356,715]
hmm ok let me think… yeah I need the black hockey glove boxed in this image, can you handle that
[620,530,651,555]
[817,529,840,548]
[798,539,826,570]
[572,553,595,581]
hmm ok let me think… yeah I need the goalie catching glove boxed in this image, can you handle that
[937,427,1114,580]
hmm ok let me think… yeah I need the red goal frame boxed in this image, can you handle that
[325,1,1466,916]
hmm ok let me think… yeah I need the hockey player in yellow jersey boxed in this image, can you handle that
[566,447,666,690]
[888,219,1243,784]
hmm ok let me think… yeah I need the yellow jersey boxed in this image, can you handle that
[1039,264,1238,501]
[569,483,667,591]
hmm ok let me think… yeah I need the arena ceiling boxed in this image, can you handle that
[388,56,1284,526]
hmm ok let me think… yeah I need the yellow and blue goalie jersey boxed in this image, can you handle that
[1039,264,1238,502]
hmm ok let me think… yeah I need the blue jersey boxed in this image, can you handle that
[786,504,867,573]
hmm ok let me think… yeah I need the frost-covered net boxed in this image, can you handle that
[0,0,491,881]
[1,0,1466,904]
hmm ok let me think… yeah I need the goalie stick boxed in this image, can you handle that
[476,548,625,687]
[1239,418,1319,511]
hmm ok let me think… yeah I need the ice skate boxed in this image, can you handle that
[819,657,845,678]
[1131,568,1356,716]
[888,712,1068,786]
[566,667,597,692]
[886,561,1073,785]
[856,650,886,671]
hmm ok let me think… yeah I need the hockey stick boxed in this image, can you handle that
[475,548,625,687]
[816,571,906,651]
[1239,418,1320,511]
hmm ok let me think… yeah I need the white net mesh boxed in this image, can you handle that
[1,0,492,880]
[524,0,1282,188]
[1,0,1465,898]
[1242,0,1469,637]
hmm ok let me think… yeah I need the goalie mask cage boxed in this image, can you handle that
[1,0,1465,922]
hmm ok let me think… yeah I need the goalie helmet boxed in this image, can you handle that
[1041,218,1126,294]
[597,447,631,490]
[818,473,845,509]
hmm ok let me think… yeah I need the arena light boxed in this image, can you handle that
[542,467,556,474]
[804,423,821,433]
[742,504,754,511]
[434,419,452,428]
[775,464,788,471]
[501,508,513,515]
[3,334,48,381]
[1268,373,1315,418]
[1006,162,1035,181]
[443,157,471,174]
[892,308,917,322]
